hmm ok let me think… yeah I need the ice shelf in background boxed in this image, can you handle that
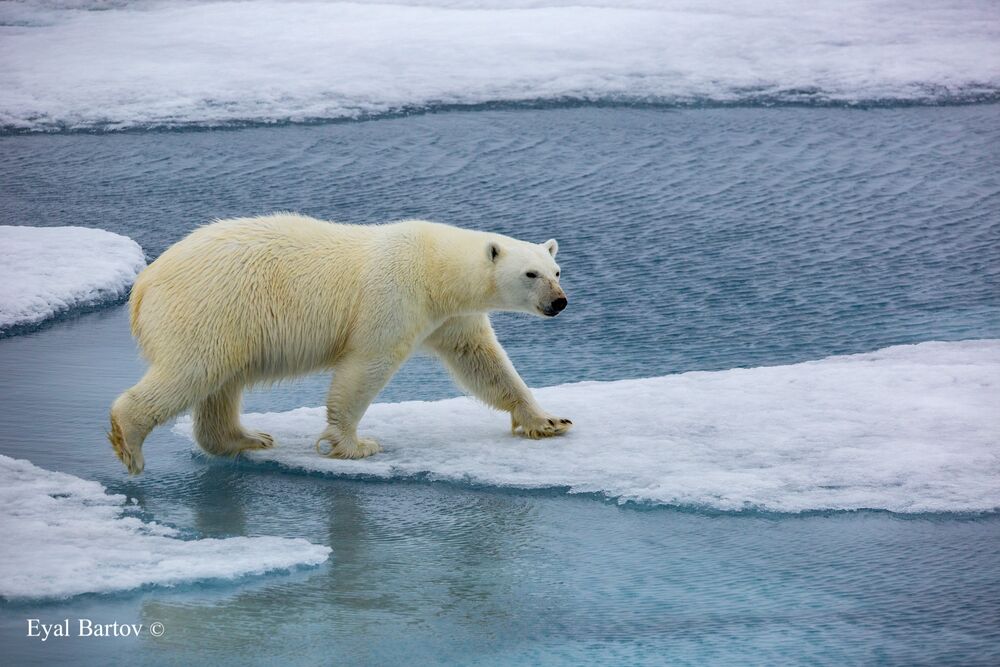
[0,225,146,333]
[2,0,998,131]
[176,340,1000,513]
[0,455,331,600]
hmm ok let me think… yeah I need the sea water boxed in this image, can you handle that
[1,105,999,664]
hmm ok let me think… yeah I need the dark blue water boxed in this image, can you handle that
[3,106,998,379]
[1,106,999,665]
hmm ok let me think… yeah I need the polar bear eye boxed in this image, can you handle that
[555,271,560,277]
[525,272,538,279]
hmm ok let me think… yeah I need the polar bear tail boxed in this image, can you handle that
[128,275,147,339]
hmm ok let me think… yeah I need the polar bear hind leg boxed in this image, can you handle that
[193,381,274,456]
[109,366,213,475]
[315,352,409,459]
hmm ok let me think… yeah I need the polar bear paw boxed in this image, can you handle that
[511,412,573,439]
[200,430,274,457]
[235,430,274,452]
[315,427,382,459]
[108,413,145,475]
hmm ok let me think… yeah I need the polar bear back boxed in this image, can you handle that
[127,214,495,382]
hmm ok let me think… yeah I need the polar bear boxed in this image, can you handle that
[109,214,572,474]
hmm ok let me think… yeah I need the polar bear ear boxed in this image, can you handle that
[544,239,559,258]
[488,242,501,263]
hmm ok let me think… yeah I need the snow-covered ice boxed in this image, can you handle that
[0,226,146,333]
[2,0,998,131]
[176,340,1000,513]
[0,455,331,600]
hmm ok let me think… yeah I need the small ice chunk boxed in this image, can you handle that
[0,225,146,333]
[0,455,331,600]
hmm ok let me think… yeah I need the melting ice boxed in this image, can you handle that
[0,455,331,600]
[176,340,1000,513]
[0,226,146,333]
[2,0,998,131]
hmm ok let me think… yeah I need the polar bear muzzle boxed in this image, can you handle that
[543,297,568,317]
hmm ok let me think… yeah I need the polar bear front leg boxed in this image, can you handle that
[425,314,572,439]
[316,354,400,459]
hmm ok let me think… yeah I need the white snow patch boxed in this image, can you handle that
[176,340,1000,513]
[0,225,146,332]
[2,0,998,131]
[0,455,330,600]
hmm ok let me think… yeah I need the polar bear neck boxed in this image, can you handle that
[395,220,500,318]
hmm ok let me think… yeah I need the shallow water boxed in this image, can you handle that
[1,106,999,664]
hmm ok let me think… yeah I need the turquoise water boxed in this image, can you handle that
[1,106,999,664]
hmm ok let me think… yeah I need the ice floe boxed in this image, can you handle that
[0,225,146,334]
[2,0,998,131]
[0,455,330,600]
[176,340,1000,513]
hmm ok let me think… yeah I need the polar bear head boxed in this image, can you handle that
[488,238,567,317]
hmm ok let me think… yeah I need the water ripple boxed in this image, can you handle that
[2,106,998,392]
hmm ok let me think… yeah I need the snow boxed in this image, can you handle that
[0,226,146,333]
[2,0,998,131]
[175,340,1000,513]
[0,455,331,600]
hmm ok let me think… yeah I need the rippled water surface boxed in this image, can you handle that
[4,107,999,381]
[1,106,999,664]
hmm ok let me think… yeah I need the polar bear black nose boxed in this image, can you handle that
[551,297,567,313]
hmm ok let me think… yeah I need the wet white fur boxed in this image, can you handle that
[109,214,571,474]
